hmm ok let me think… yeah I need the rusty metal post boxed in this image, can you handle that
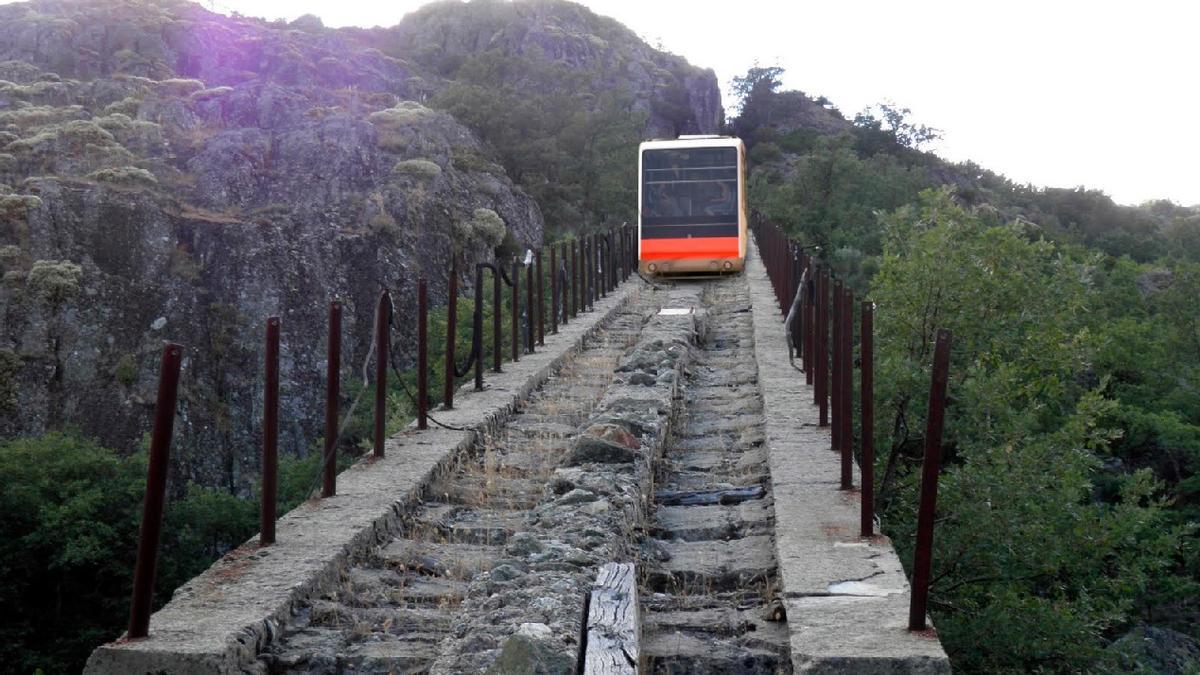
[550,245,559,334]
[818,270,829,426]
[609,230,616,291]
[322,300,341,498]
[909,329,953,632]
[261,318,279,546]
[492,263,502,372]
[616,228,624,282]
[571,240,578,318]
[475,264,486,389]
[536,249,545,345]
[128,341,183,638]
[511,259,519,362]
[586,235,592,308]
[444,265,458,408]
[589,235,596,308]
[785,240,794,316]
[417,279,428,430]
[804,256,814,385]
[831,280,842,448]
[861,301,875,537]
[597,235,605,298]
[525,258,534,353]
[579,237,587,310]
[374,290,390,454]
[841,289,854,490]
[791,249,802,360]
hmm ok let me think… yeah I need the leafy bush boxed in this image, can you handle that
[153,78,204,97]
[27,259,81,307]
[368,102,437,150]
[0,194,41,221]
[0,433,273,672]
[455,207,507,249]
[392,158,442,180]
[87,165,158,186]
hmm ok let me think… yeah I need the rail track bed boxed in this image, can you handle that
[640,278,793,674]
[263,294,658,674]
[262,275,793,674]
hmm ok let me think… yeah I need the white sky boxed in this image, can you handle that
[12,0,1200,205]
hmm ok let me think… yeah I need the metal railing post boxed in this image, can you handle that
[417,279,428,430]
[550,245,559,334]
[525,257,534,352]
[475,264,485,390]
[444,263,458,409]
[536,249,545,345]
[817,269,829,426]
[909,329,953,631]
[571,240,578,318]
[804,256,814,385]
[261,318,279,546]
[375,290,390,454]
[492,262,502,372]
[861,301,875,537]
[322,300,341,498]
[831,280,842,447]
[841,289,854,490]
[128,341,183,638]
[511,259,520,362]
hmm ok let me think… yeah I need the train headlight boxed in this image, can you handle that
[723,261,733,270]
[648,263,657,272]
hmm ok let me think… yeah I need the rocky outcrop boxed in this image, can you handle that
[0,0,724,492]
[384,0,723,137]
[0,1,542,492]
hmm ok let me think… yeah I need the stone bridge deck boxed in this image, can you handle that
[86,237,950,674]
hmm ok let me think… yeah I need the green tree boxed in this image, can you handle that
[870,190,1188,671]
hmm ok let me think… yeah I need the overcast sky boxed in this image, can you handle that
[13,0,1200,205]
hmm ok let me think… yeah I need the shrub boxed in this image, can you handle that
[0,104,87,129]
[102,96,141,116]
[27,259,82,306]
[0,347,19,411]
[188,86,234,103]
[365,191,400,239]
[153,78,204,97]
[112,354,137,386]
[0,194,42,221]
[368,102,436,149]
[392,158,442,180]
[455,207,506,248]
[451,146,503,175]
[87,165,158,186]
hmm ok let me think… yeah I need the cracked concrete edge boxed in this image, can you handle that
[743,237,951,673]
[84,280,645,675]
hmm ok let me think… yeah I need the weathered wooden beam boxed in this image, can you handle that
[583,562,639,675]
[653,485,765,506]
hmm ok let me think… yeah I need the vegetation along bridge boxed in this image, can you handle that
[85,222,951,673]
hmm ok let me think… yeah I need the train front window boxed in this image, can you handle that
[641,147,739,227]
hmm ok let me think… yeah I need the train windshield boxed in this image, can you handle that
[641,147,738,237]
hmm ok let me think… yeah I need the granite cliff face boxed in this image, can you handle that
[0,0,724,492]
[385,0,723,137]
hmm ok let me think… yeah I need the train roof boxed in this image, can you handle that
[639,136,743,151]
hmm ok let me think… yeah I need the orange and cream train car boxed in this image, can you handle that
[637,135,746,275]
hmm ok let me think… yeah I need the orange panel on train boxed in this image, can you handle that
[641,237,740,259]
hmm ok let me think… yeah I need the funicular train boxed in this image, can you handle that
[637,135,747,276]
